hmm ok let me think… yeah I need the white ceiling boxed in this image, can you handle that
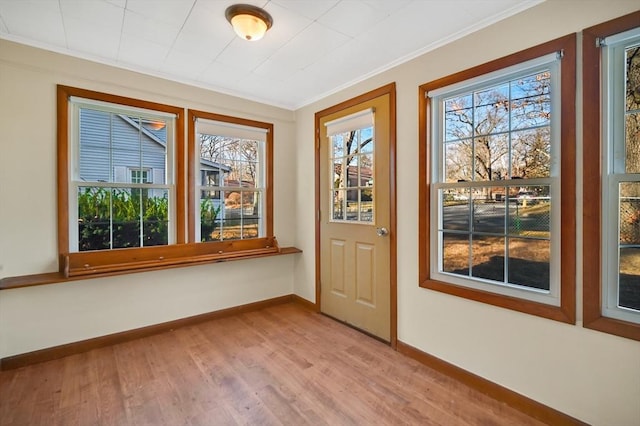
[0,0,543,109]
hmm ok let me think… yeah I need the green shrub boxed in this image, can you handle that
[200,198,221,242]
[77,187,168,251]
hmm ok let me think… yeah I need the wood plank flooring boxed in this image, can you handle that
[0,302,546,425]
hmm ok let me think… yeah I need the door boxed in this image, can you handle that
[316,86,395,342]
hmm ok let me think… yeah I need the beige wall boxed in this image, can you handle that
[294,1,640,425]
[1,1,640,425]
[0,39,298,357]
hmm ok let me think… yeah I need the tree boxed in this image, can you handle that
[444,71,552,198]
[626,45,640,174]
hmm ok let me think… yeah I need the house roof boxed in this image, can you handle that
[119,115,232,173]
[200,158,232,173]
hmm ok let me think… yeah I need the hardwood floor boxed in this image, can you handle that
[0,302,546,425]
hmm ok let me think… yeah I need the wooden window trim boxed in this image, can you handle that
[40,86,292,284]
[418,34,576,324]
[582,12,640,341]
[57,85,186,273]
[187,109,274,243]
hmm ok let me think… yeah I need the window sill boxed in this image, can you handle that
[0,239,302,290]
[420,278,575,324]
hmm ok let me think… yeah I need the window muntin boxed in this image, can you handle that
[429,56,561,304]
[193,116,268,243]
[69,99,176,252]
[602,28,640,324]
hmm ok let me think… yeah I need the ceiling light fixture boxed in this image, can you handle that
[225,4,273,42]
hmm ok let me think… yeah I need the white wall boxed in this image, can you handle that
[0,40,298,358]
[294,1,640,425]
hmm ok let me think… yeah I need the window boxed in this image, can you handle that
[130,169,152,184]
[188,110,273,244]
[325,109,375,223]
[56,87,281,279]
[583,11,640,340]
[419,35,576,323]
[60,87,182,254]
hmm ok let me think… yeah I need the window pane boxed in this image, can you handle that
[361,153,374,185]
[474,83,509,136]
[112,115,142,182]
[333,158,344,189]
[241,191,261,239]
[212,190,262,241]
[200,194,222,242]
[78,187,111,251]
[625,112,640,173]
[472,194,505,234]
[346,195,358,221]
[444,140,472,182]
[619,182,640,245]
[346,131,359,156]
[626,43,640,173]
[142,189,169,246]
[333,189,345,220]
[333,133,344,157]
[79,109,111,182]
[508,237,550,291]
[619,247,640,311]
[112,188,141,249]
[511,127,551,178]
[442,232,469,275]
[346,157,358,188]
[142,119,167,180]
[510,71,551,130]
[508,185,550,238]
[360,187,373,223]
[473,134,508,181]
[619,181,640,310]
[471,235,505,282]
[442,189,470,231]
[360,127,374,153]
[445,94,473,141]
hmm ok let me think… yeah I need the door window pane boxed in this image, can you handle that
[329,126,375,224]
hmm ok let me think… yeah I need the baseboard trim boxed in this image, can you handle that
[291,294,318,311]
[396,341,588,426]
[1,294,297,371]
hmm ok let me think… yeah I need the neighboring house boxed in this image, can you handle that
[79,110,168,186]
[199,157,232,220]
[199,157,232,189]
[79,110,230,214]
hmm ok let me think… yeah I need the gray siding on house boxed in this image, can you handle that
[79,109,166,184]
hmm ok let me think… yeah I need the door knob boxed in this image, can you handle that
[376,227,389,237]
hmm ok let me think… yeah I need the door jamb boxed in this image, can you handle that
[314,83,397,349]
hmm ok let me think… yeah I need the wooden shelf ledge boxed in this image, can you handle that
[0,245,302,291]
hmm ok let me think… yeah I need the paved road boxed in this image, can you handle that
[442,201,549,234]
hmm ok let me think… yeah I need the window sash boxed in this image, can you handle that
[601,29,640,323]
[68,98,177,252]
[194,116,267,243]
[428,56,562,305]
